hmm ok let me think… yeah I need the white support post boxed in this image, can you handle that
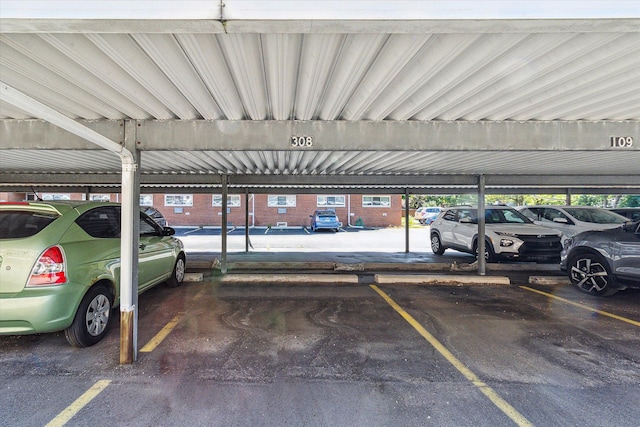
[478,175,486,276]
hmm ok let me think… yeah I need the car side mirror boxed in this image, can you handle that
[622,221,639,233]
[163,226,176,236]
[552,218,569,224]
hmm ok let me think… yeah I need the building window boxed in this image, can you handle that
[140,195,154,206]
[212,195,241,207]
[42,193,71,200]
[363,196,391,207]
[90,194,111,202]
[164,194,193,207]
[317,195,345,207]
[268,195,296,207]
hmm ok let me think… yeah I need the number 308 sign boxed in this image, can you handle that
[291,136,313,147]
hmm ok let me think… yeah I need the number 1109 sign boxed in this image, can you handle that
[291,136,313,147]
[610,136,633,148]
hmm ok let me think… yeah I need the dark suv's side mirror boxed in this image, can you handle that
[622,221,640,233]
[163,226,176,236]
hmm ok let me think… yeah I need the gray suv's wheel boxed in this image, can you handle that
[568,253,617,296]
[431,233,445,255]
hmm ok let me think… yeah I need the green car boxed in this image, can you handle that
[0,201,186,347]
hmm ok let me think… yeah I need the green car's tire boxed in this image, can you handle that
[166,254,186,288]
[65,284,113,347]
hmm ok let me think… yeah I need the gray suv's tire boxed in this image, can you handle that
[431,233,445,255]
[568,253,618,296]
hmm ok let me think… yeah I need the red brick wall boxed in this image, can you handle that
[154,193,403,227]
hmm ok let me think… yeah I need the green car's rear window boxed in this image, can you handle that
[0,210,59,238]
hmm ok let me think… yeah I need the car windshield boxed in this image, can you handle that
[0,210,59,238]
[466,208,532,224]
[564,207,627,224]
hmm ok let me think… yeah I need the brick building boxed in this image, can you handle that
[1,192,403,228]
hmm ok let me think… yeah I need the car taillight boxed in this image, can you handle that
[27,246,67,287]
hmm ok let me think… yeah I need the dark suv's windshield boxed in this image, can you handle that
[0,210,59,238]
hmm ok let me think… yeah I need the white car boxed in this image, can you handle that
[430,206,563,263]
[517,205,627,238]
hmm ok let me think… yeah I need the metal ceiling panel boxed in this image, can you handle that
[1,15,639,190]
[2,31,639,123]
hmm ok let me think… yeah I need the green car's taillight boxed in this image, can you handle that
[27,245,67,287]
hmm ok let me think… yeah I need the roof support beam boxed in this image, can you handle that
[2,172,640,188]
[3,119,639,152]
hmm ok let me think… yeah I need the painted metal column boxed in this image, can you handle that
[566,189,572,205]
[477,175,486,276]
[405,188,410,253]
[245,188,250,252]
[119,124,140,364]
[221,174,228,274]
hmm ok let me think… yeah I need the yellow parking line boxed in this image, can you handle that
[139,287,208,353]
[520,286,640,327]
[45,380,111,427]
[140,314,183,353]
[370,285,534,427]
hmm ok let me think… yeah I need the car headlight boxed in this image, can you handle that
[499,239,515,247]
[562,236,574,250]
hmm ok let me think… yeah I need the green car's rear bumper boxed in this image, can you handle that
[0,282,87,334]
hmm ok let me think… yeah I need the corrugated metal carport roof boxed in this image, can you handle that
[1,1,639,192]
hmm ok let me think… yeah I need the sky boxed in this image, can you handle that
[1,0,639,20]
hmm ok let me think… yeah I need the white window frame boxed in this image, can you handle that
[317,195,345,208]
[42,193,71,201]
[164,194,193,207]
[363,195,391,207]
[268,195,296,207]
[90,194,111,202]
[139,194,154,206]
[212,194,241,207]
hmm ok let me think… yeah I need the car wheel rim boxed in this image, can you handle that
[175,258,185,282]
[85,294,111,337]
[430,236,440,252]
[570,257,609,293]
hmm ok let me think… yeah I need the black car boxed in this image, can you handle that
[561,220,640,296]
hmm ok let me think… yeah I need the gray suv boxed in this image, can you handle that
[561,220,640,296]
[430,206,562,263]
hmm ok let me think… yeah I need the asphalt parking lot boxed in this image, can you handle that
[2,227,640,426]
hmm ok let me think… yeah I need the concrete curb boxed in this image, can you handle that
[529,275,570,285]
[187,260,561,273]
[375,274,510,285]
[218,273,360,284]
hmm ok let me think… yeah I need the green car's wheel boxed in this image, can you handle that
[65,284,113,347]
[167,254,186,288]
